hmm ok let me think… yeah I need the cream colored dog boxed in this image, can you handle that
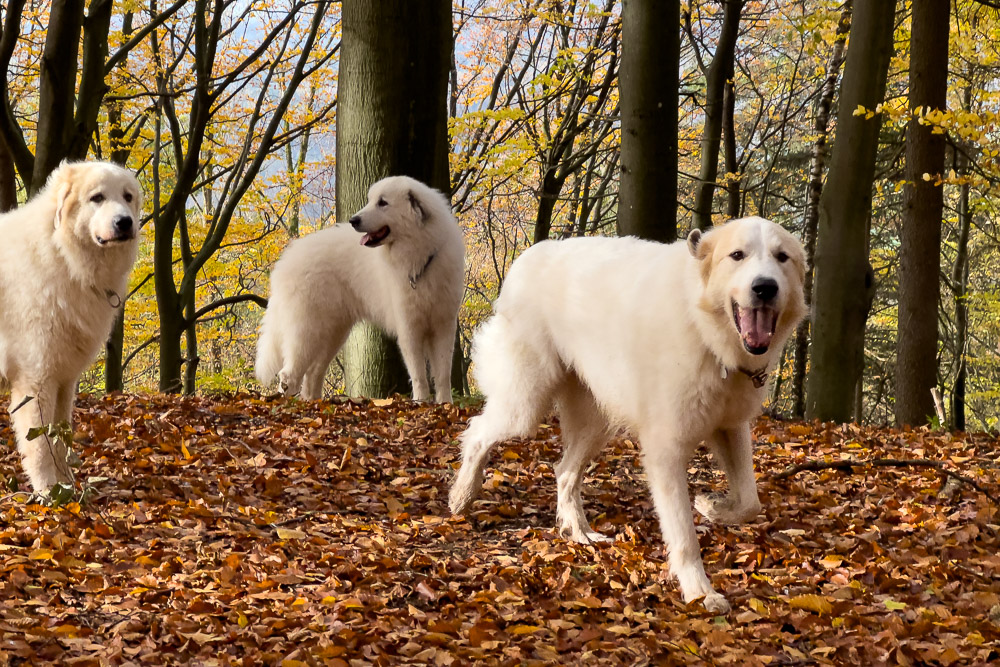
[0,161,142,493]
[449,216,807,613]
[256,176,465,401]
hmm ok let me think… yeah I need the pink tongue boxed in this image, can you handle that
[739,307,775,349]
[359,233,372,246]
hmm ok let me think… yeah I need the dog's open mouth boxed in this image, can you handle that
[360,226,390,247]
[733,301,777,355]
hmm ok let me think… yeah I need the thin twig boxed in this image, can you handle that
[772,458,1000,505]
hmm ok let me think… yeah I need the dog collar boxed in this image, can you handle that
[720,364,770,388]
[92,285,123,308]
[409,251,437,289]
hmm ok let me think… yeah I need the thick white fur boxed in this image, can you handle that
[256,176,465,402]
[0,161,142,493]
[449,217,807,613]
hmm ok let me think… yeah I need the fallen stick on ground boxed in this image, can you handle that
[771,457,1000,505]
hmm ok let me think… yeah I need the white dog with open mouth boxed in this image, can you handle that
[0,161,142,493]
[256,176,465,402]
[449,216,806,613]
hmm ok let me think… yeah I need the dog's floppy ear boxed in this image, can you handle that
[687,229,702,257]
[687,227,715,261]
[688,227,717,282]
[407,190,426,221]
[131,176,145,219]
[51,163,78,230]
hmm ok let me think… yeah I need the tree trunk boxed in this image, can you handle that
[0,143,15,211]
[618,0,679,242]
[338,0,452,399]
[29,0,85,194]
[951,163,970,431]
[691,0,743,231]
[723,79,740,219]
[183,288,198,395]
[104,311,125,393]
[806,0,895,423]
[791,1,852,418]
[533,168,563,244]
[894,0,950,426]
[102,12,135,393]
[158,309,185,394]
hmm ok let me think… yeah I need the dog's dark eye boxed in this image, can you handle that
[124,192,133,203]
[776,251,789,263]
[90,193,105,203]
[377,198,388,208]
[729,250,745,261]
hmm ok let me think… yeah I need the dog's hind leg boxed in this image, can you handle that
[299,328,349,400]
[277,331,320,398]
[448,396,549,515]
[554,376,613,544]
[428,320,457,403]
[641,431,730,613]
[449,315,561,515]
[397,331,432,401]
[694,424,761,525]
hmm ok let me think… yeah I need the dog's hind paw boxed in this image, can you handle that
[702,592,730,614]
[447,484,477,516]
[695,493,760,525]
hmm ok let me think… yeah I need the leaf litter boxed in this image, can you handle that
[1,395,998,665]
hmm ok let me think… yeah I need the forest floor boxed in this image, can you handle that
[1,393,999,666]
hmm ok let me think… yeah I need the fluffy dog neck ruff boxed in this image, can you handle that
[720,363,770,388]
[409,251,436,289]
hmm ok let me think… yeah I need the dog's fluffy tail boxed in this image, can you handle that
[255,311,282,387]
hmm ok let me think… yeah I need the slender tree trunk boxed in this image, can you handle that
[791,1,852,418]
[102,12,135,393]
[183,289,198,395]
[533,169,563,244]
[338,0,452,399]
[806,0,895,423]
[618,0,679,242]
[951,163,970,431]
[158,310,185,394]
[722,79,740,219]
[0,144,15,211]
[691,0,743,231]
[104,312,125,393]
[30,0,85,193]
[895,0,950,426]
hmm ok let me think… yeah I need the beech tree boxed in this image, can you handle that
[790,1,853,418]
[151,0,335,393]
[806,0,896,423]
[0,0,182,202]
[895,0,951,426]
[337,0,453,399]
[687,0,745,230]
[618,0,680,242]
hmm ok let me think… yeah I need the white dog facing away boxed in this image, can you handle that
[449,216,807,613]
[256,176,465,402]
[0,161,142,493]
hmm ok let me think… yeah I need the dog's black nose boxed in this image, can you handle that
[349,215,361,229]
[752,277,779,302]
[114,216,133,234]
